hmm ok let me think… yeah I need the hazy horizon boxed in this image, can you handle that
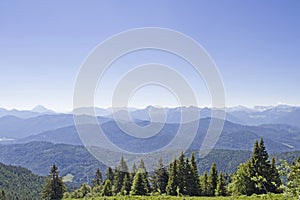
[1,1,299,112]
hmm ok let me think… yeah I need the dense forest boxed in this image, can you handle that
[1,138,300,199]
[0,163,45,199]
[40,138,300,199]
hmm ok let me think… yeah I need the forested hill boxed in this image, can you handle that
[0,162,45,199]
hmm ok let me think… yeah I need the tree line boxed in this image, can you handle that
[41,138,300,199]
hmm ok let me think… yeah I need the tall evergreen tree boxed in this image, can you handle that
[268,157,282,193]
[215,172,227,196]
[200,172,209,196]
[42,165,66,200]
[248,138,272,194]
[177,152,187,195]
[166,159,179,196]
[101,179,113,196]
[105,167,114,183]
[189,152,201,196]
[92,169,103,188]
[138,159,150,193]
[208,162,218,196]
[130,168,149,195]
[152,157,169,194]
[230,138,281,195]
[121,173,132,195]
[113,156,129,194]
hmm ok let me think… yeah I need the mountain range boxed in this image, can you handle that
[0,104,300,187]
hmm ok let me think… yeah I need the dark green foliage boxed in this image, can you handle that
[121,173,132,195]
[130,168,149,195]
[105,167,114,184]
[208,162,218,196]
[113,156,129,195]
[92,168,103,188]
[166,153,202,196]
[0,162,45,200]
[138,159,151,193]
[177,152,187,195]
[152,157,169,194]
[200,172,209,196]
[42,165,66,200]
[269,157,282,193]
[230,138,282,195]
[189,152,201,196]
[215,172,227,196]
[166,159,179,196]
[101,179,113,196]
[0,142,106,188]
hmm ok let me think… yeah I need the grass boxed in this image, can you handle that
[64,193,287,200]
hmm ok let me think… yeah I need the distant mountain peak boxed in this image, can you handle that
[31,105,53,113]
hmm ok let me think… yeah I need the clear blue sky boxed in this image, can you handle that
[0,0,299,111]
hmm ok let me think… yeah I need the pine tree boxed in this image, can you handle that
[230,138,281,196]
[113,156,129,194]
[200,172,209,196]
[92,169,103,188]
[177,152,187,195]
[215,172,227,196]
[42,165,66,200]
[248,138,272,194]
[130,168,149,195]
[105,167,114,183]
[121,173,132,195]
[189,152,201,196]
[268,157,282,193]
[138,159,150,193]
[152,157,169,194]
[101,179,113,196]
[208,162,218,196]
[166,159,179,196]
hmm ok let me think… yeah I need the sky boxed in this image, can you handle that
[0,0,299,112]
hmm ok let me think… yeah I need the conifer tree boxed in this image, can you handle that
[121,173,132,195]
[208,162,218,196]
[105,167,114,183]
[248,138,271,194]
[130,168,149,195]
[166,159,179,196]
[268,157,282,193]
[177,152,187,195]
[113,156,129,194]
[138,159,150,193]
[42,165,66,200]
[200,172,209,196]
[101,179,112,196]
[152,157,169,194]
[215,172,227,196]
[189,152,201,196]
[92,169,102,188]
